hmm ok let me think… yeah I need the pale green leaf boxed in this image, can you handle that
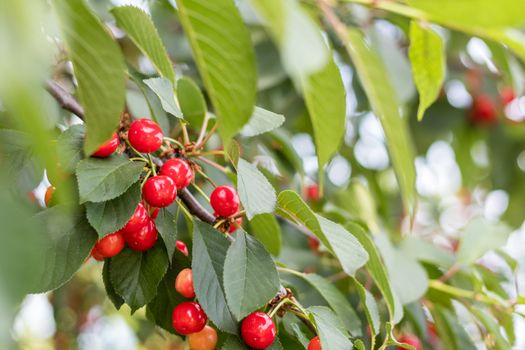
[409,21,446,121]
[143,77,182,118]
[308,306,353,350]
[237,159,277,219]
[177,77,207,126]
[354,279,380,335]
[249,213,282,256]
[457,217,511,264]
[240,107,285,137]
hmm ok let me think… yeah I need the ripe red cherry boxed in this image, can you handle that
[308,336,322,350]
[501,87,516,105]
[240,312,276,349]
[210,185,240,217]
[172,301,207,335]
[95,231,125,258]
[123,220,158,251]
[188,325,218,350]
[471,94,497,125]
[91,247,105,261]
[160,158,193,189]
[142,175,177,208]
[176,240,189,256]
[92,132,119,157]
[128,118,163,153]
[306,183,320,201]
[121,202,149,233]
[397,335,422,350]
[175,268,195,298]
[308,236,320,252]
[228,217,243,233]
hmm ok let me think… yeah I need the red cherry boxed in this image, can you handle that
[471,94,497,125]
[188,325,218,350]
[308,336,322,350]
[210,185,240,217]
[240,312,276,349]
[142,175,177,208]
[308,236,320,252]
[172,301,207,335]
[228,217,243,233]
[123,220,158,251]
[128,118,163,153]
[175,268,195,298]
[306,183,320,201]
[92,132,119,157]
[95,231,125,258]
[160,158,193,189]
[501,87,516,105]
[397,335,422,350]
[91,247,105,261]
[121,202,149,234]
[176,240,189,256]
[44,186,55,207]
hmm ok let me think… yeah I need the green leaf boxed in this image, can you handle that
[85,182,141,238]
[308,306,353,350]
[408,21,446,121]
[406,0,525,29]
[470,307,511,350]
[240,107,285,137]
[302,59,346,181]
[76,155,144,203]
[346,222,402,323]
[277,191,368,276]
[177,77,207,126]
[226,140,241,168]
[143,77,182,118]
[354,279,380,336]
[249,213,282,256]
[102,260,124,310]
[302,273,362,336]
[30,208,98,293]
[398,236,455,269]
[155,208,178,260]
[111,5,175,83]
[52,0,126,155]
[237,159,277,219]
[344,29,417,218]
[430,305,477,350]
[335,180,380,234]
[457,217,511,264]
[222,336,249,350]
[223,230,279,320]
[192,221,238,334]
[56,125,85,172]
[109,245,169,313]
[176,0,256,140]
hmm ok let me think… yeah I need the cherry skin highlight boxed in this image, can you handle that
[160,158,194,189]
[128,119,163,153]
[210,185,240,217]
[172,301,207,335]
[240,312,276,349]
[92,132,119,157]
[142,175,177,208]
[307,336,322,350]
[176,240,189,256]
[123,219,158,252]
[121,202,149,234]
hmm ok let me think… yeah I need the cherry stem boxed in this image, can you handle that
[195,121,218,150]
[175,199,193,222]
[268,298,291,318]
[196,168,217,188]
[190,183,210,201]
[195,114,210,146]
[148,155,157,176]
[181,122,190,145]
[164,136,184,149]
[197,156,229,173]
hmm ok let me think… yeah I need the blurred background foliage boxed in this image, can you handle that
[2,0,525,349]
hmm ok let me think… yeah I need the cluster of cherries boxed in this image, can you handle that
[470,87,517,125]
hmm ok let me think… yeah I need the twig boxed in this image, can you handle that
[195,114,210,146]
[178,188,216,224]
[195,121,218,150]
[45,80,84,118]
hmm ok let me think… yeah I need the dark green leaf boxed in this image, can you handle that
[177,77,207,126]
[224,231,279,320]
[240,107,285,137]
[192,221,238,334]
[308,306,352,350]
[143,77,182,118]
[102,259,124,309]
[111,5,175,82]
[176,0,257,140]
[52,0,126,155]
[237,159,276,219]
[155,208,178,260]
[85,182,141,238]
[109,245,169,313]
[76,155,144,203]
[249,213,282,256]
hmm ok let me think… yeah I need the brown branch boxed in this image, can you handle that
[178,188,216,224]
[45,80,84,118]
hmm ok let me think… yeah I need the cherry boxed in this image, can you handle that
[44,186,55,207]
[160,158,193,189]
[175,268,195,298]
[91,247,105,261]
[188,325,218,350]
[92,132,119,157]
[176,240,189,256]
[210,185,240,217]
[308,336,322,350]
[306,183,320,201]
[123,219,158,251]
[172,301,207,335]
[121,202,149,234]
[308,236,320,252]
[142,175,177,208]
[94,231,125,258]
[501,87,516,105]
[240,312,276,349]
[397,335,422,350]
[150,207,160,220]
[128,118,163,153]
[228,217,243,233]
[471,94,497,125]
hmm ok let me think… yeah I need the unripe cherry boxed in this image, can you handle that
[210,185,240,217]
[123,219,158,251]
[92,132,119,157]
[95,231,125,258]
[142,175,177,208]
[121,202,149,234]
[240,312,276,349]
[128,118,163,153]
[172,301,207,335]
[175,268,195,298]
[188,325,218,350]
[160,158,193,189]
[308,336,322,350]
